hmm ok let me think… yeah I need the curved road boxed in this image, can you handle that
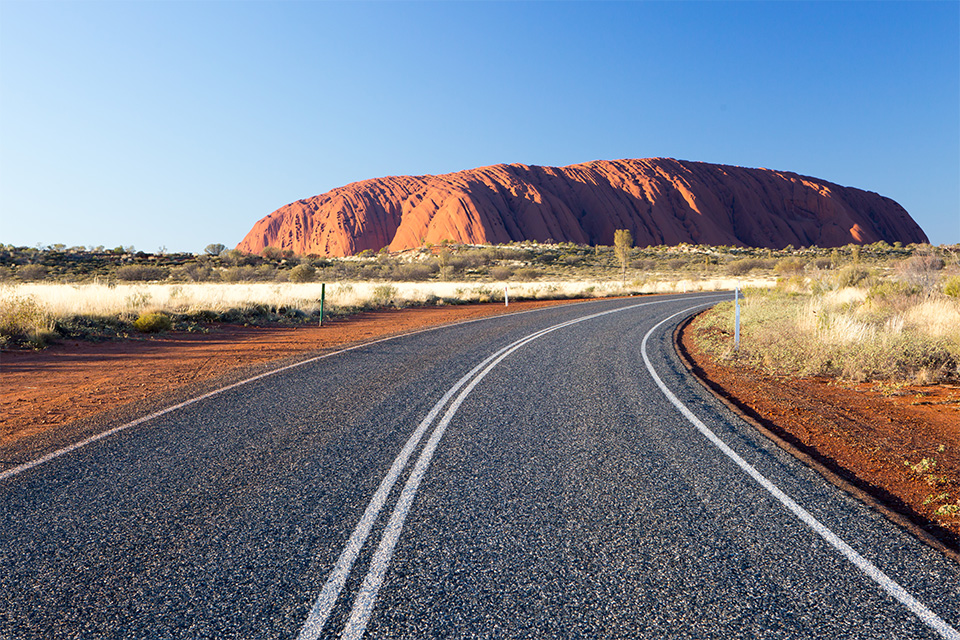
[2,294,958,638]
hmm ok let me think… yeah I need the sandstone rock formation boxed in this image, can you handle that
[237,158,928,256]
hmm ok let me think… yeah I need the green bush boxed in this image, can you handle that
[514,268,542,281]
[0,295,55,347]
[489,266,513,280]
[387,263,436,281]
[372,284,397,306]
[133,311,173,333]
[774,258,806,276]
[287,264,317,283]
[631,258,657,271]
[261,246,282,261]
[726,258,769,276]
[18,264,49,281]
[837,265,871,288]
[867,280,922,303]
[665,258,686,270]
[116,265,166,282]
[896,255,945,290]
[945,276,960,298]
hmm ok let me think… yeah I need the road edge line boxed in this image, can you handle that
[0,298,607,482]
[643,306,960,640]
[672,313,960,563]
[308,294,729,639]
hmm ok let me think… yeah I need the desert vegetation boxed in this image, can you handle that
[694,246,960,384]
[1,240,956,354]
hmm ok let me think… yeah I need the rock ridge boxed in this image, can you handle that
[237,158,928,256]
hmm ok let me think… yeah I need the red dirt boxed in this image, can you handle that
[680,314,960,550]
[5,298,958,554]
[0,299,581,449]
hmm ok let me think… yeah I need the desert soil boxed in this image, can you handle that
[3,299,959,550]
[680,313,960,548]
[0,299,581,449]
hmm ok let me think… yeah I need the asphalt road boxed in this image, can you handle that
[2,293,958,639]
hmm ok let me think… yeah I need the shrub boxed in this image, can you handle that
[220,249,258,267]
[514,268,542,281]
[774,258,806,276]
[535,252,559,265]
[0,295,55,347]
[945,276,960,298]
[18,264,48,281]
[631,259,657,271]
[726,258,768,276]
[175,263,216,282]
[837,266,871,288]
[489,266,513,280]
[221,266,259,282]
[499,248,533,261]
[391,263,435,281]
[116,265,166,282]
[261,246,282,261]
[372,284,397,306]
[133,311,173,333]
[867,281,923,313]
[288,264,317,283]
[897,255,945,290]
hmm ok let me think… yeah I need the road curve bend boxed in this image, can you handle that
[2,293,958,639]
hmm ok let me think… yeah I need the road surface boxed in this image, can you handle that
[2,293,958,638]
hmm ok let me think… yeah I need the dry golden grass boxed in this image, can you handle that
[2,275,773,321]
[697,275,960,383]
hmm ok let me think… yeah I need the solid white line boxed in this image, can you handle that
[0,298,608,483]
[320,294,728,640]
[295,320,581,640]
[640,305,960,640]
[339,324,564,640]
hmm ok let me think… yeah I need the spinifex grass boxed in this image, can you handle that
[2,275,769,346]
[696,282,960,383]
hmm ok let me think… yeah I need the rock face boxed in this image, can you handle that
[237,158,928,256]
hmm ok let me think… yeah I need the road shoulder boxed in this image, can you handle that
[0,299,584,459]
[676,312,960,559]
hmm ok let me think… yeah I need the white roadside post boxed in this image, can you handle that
[504,287,509,307]
[734,282,741,351]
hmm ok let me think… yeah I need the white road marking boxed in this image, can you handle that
[295,319,589,640]
[302,295,728,640]
[0,299,605,483]
[641,305,960,640]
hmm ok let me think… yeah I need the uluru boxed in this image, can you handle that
[236,158,928,257]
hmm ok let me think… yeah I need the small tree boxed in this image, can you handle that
[614,229,633,285]
[261,246,282,261]
[205,243,226,256]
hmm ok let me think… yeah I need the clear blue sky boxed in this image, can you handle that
[1,1,957,253]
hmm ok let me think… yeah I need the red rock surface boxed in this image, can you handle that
[237,158,928,257]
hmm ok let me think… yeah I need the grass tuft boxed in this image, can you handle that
[0,294,56,348]
[695,282,960,383]
[133,311,173,333]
